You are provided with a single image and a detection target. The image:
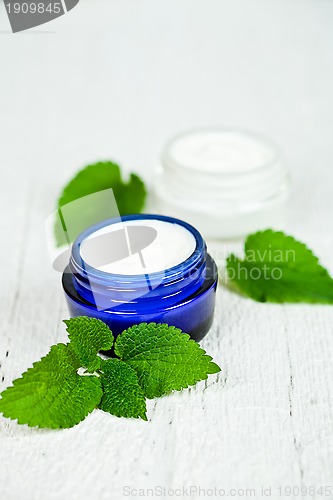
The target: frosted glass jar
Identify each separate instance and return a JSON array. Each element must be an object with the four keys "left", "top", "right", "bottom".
[{"left": 154, "top": 128, "right": 291, "bottom": 240}]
